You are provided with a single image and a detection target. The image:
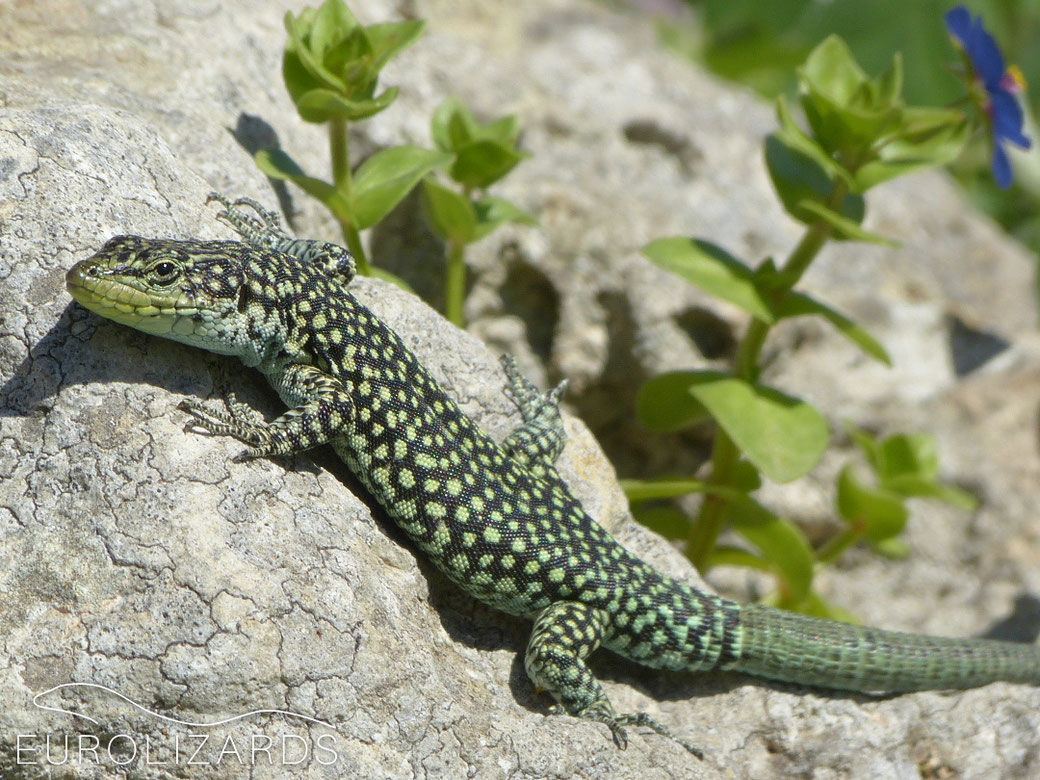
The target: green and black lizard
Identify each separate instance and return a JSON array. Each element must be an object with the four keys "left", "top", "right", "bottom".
[{"left": 66, "top": 194, "right": 1040, "bottom": 756}]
